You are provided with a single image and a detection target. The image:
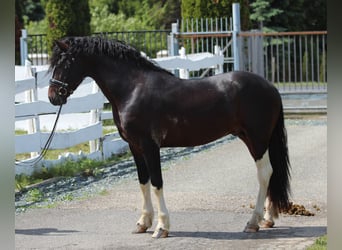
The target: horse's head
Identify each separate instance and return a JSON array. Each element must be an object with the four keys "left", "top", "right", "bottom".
[{"left": 48, "top": 39, "right": 84, "bottom": 105}]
